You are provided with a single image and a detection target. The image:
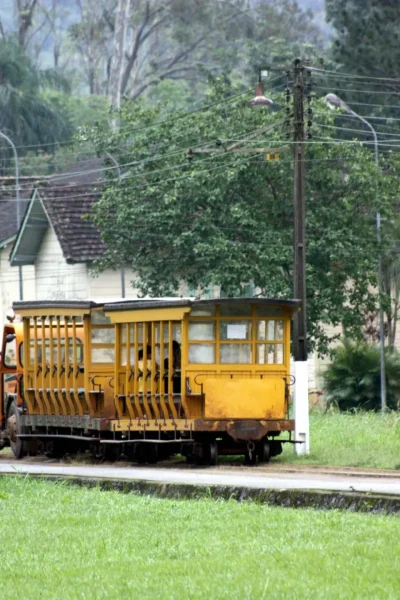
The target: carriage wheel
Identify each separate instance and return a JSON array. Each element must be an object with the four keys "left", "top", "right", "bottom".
[
  {"left": 7, "top": 402, "right": 26, "bottom": 459},
  {"left": 258, "top": 439, "right": 271, "bottom": 464},
  {"left": 46, "top": 438, "right": 65, "bottom": 459},
  {"left": 204, "top": 440, "right": 218, "bottom": 466},
  {"left": 134, "top": 443, "right": 158, "bottom": 464},
  {"left": 146, "top": 444, "right": 159, "bottom": 464}
]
